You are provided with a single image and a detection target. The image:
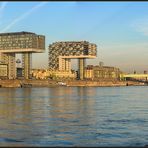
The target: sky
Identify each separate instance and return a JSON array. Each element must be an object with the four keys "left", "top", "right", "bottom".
[{"left": 0, "top": 1, "right": 148, "bottom": 73}]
